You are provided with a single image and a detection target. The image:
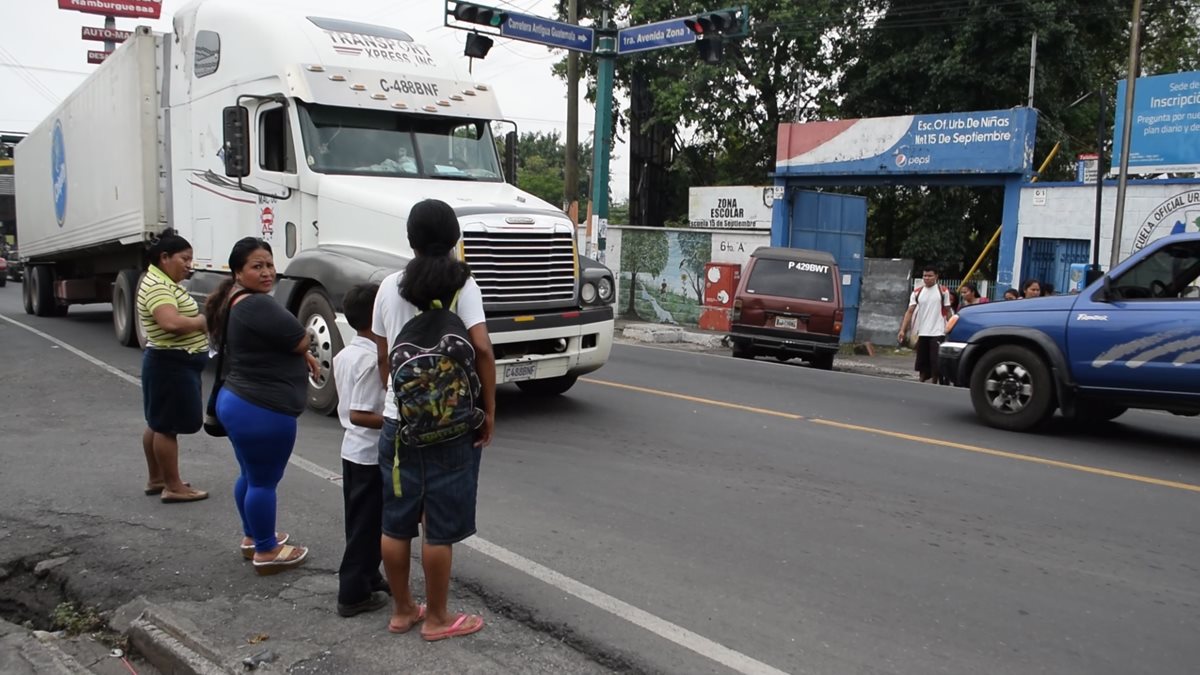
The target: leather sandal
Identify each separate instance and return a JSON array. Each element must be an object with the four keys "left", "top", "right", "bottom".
[
  {"left": 252, "top": 545, "right": 308, "bottom": 576},
  {"left": 160, "top": 489, "right": 209, "bottom": 503}
]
